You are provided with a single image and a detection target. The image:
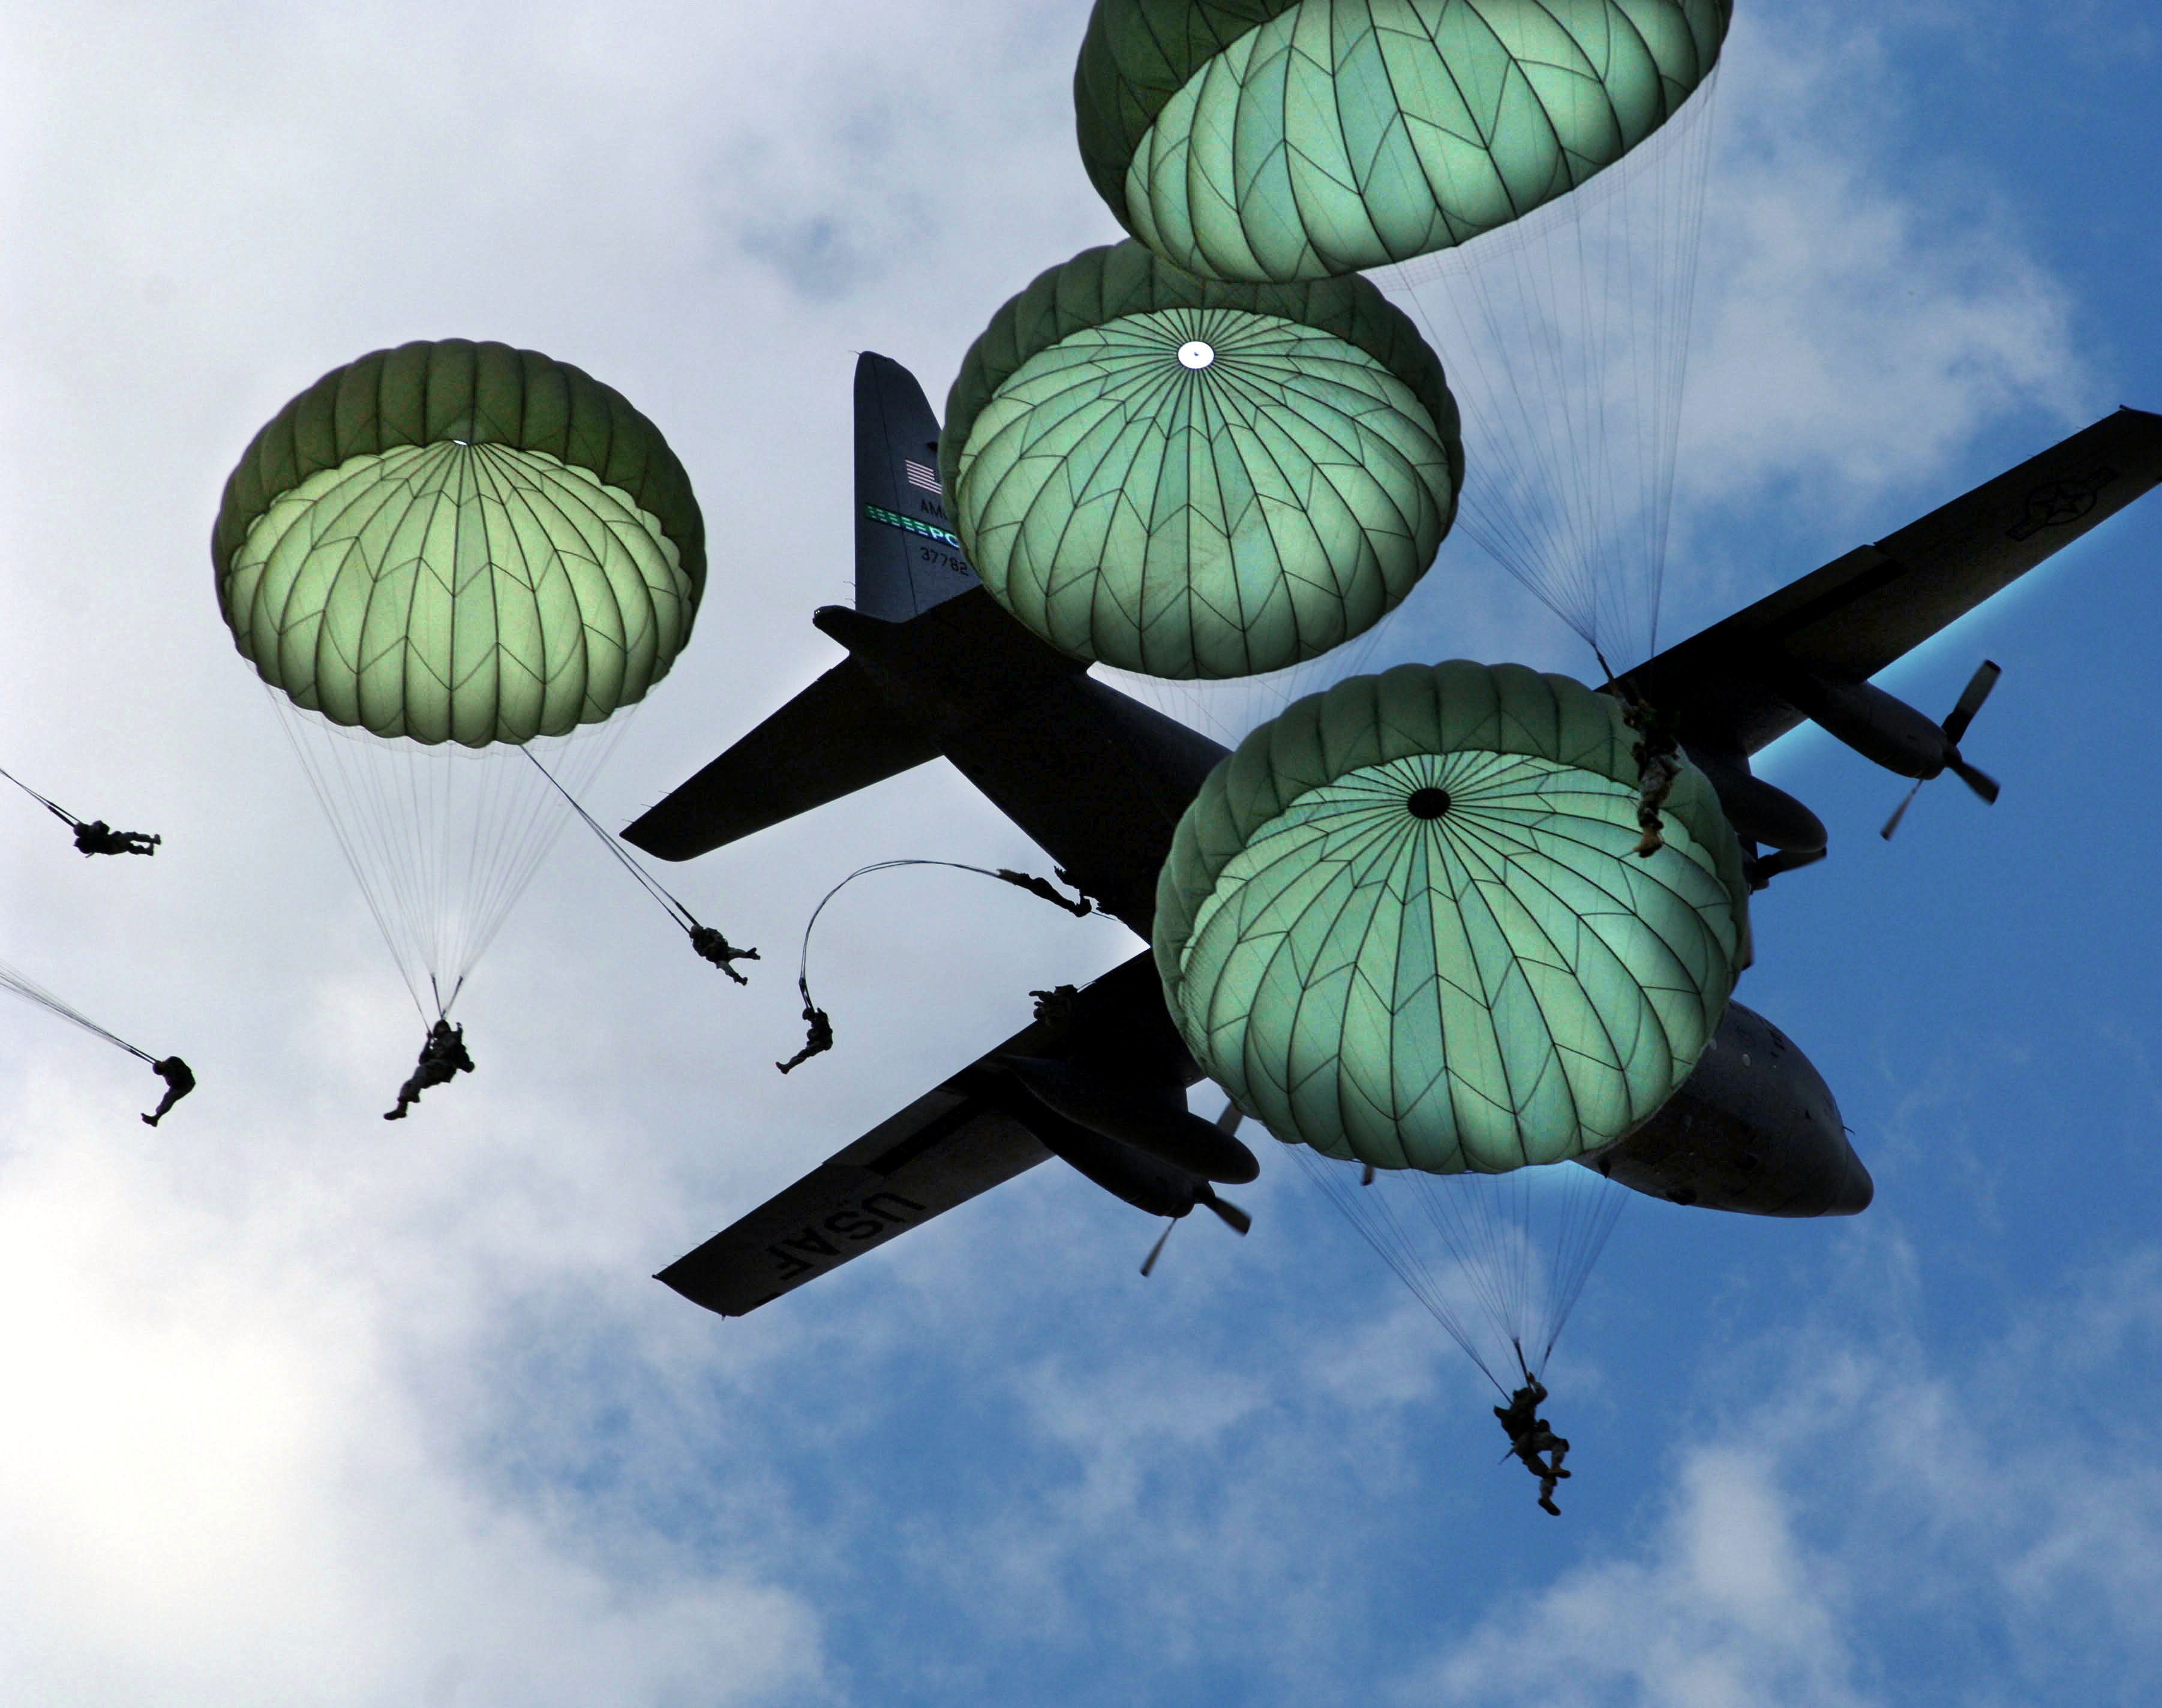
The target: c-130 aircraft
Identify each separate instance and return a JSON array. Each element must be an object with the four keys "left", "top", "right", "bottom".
[{"left": 624, "top": 354, "right": 2162, "bottom": 1320}]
